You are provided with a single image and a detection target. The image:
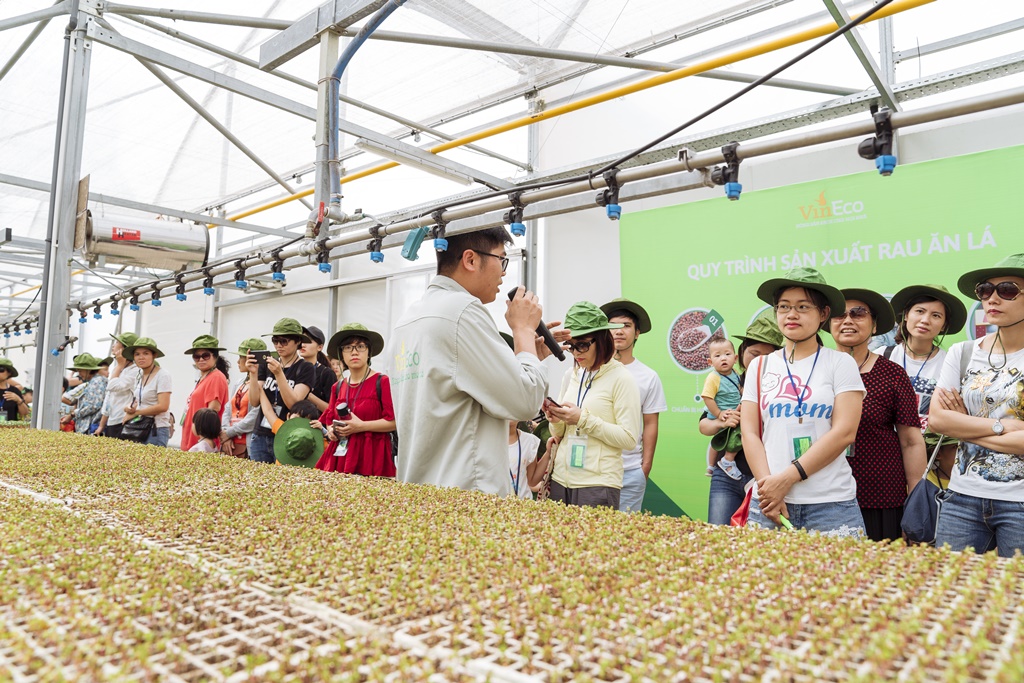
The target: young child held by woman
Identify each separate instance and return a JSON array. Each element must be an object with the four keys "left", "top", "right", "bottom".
[{"left": 701, "top": 338, "right": 744, "bottom": 480}]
